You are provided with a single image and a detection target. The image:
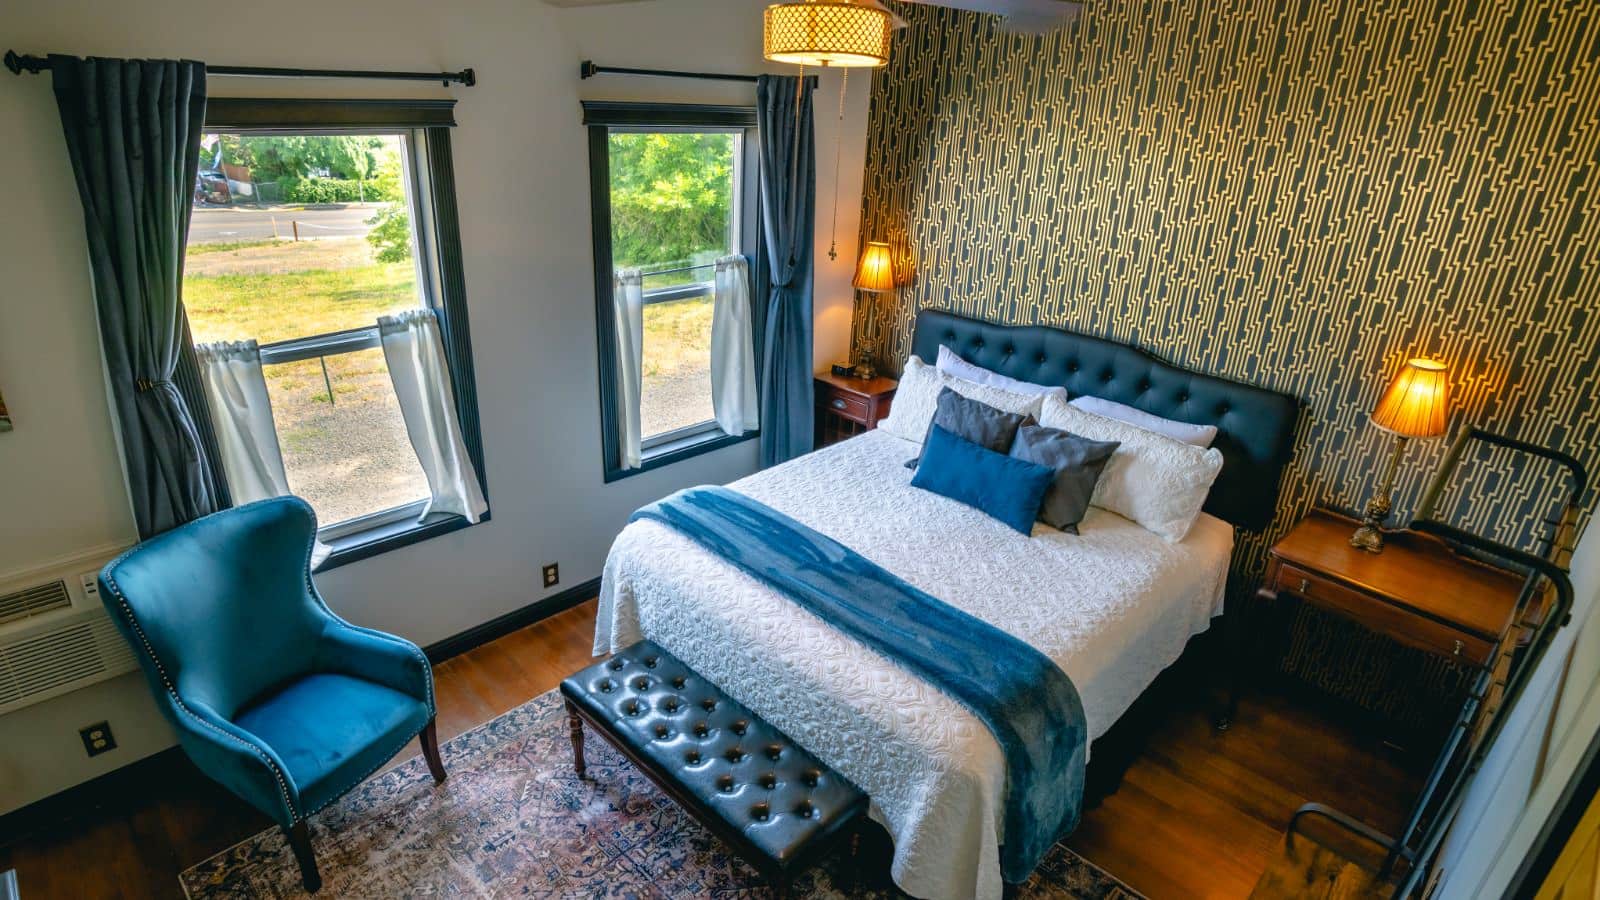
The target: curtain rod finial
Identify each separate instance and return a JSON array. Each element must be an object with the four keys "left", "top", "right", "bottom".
[
  {"left": 5, "top": 50, "right": 48, "bottom": 75},
  {"left": 456, "top": 68, "right": 476, "bottom": 87},
  {"left": 580, "top": 60, "right": 598, "bottom": 79}
]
